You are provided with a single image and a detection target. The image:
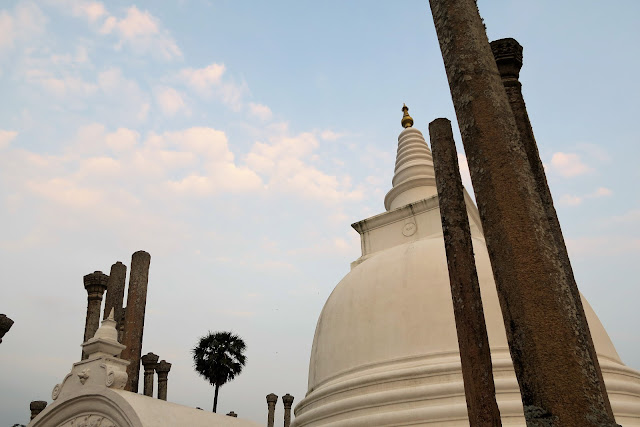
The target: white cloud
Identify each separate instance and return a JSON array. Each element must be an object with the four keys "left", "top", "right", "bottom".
[
  {"left": 0, "top": 2, "right": 47, "bottom": 51},
  {"left": 47, "top": 0, "right": 106, "bottom": 22},
  {"left": 248, "top": 103, "right": 273, "bottom": 121},
  {"left": 99, "top": 6, "right": 181, "bottom": 60},
  {"left": 560, "top": 194, "right": 583, "bottom": 206},
  {"left": 245, "top": 131, "right": 362, "bottom": 204},
  {"left": 73, "top": 1, "right": 106, "bottom": 22},
  {"left": 320, "top": 130, "right": 345, "bottom": 141},
  {"left": 96, "top": 68, "right": 150, "bottom": 122},
  {"left": 25, "top": 177, "right": 102, "bottom": 208},
  {"left": 156, "top": 127, "right": 263, "bottom": 195},
  {"left": 180, "top": 63, "right": 226, "bottom": 91},
  {"left": 0, "top": 10, "right": 14, "bottom": 50},
  {"left": 155, "top": 86, "right": 187, "bottom": 116},
  {"left": 0, "top": 130, "right": 18, "bottom": 149},
  {"left": 219, "top": 81, "right": 249, "bottom": 111},
  {"left": 592, "top": 187, "right": 612, "bottom": 197},
  {"left": 105, "top": 128, "right": 139, "bottom": 152},
  {"left": 180, "top": 62, "right": 248, "bottom": 111},
  {"left": 550, "top": 152, "right": 592, "bottom": 177},
  {"left": 559, "top": 186, "right": 612, "bottom": 206},
  {"left": 26, "top": 69, "right": 98, "bottom": 97}
]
